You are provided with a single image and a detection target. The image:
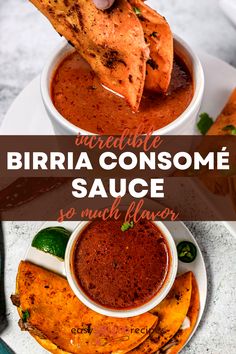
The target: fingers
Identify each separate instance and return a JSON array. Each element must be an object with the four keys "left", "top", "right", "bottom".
[{"left": 93, "top": 0, "right": 116, "bottom": 10}]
